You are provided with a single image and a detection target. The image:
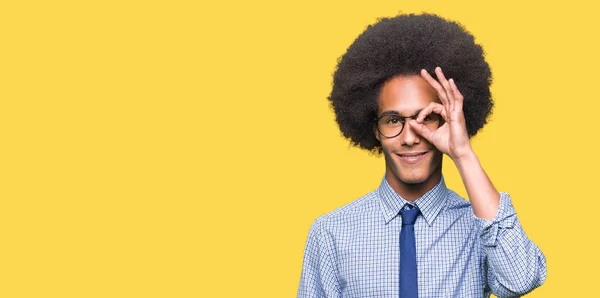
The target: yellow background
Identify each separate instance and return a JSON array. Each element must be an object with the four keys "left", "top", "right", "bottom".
[{"left": 1, "top": 0, "right": 598, "bottom": 297}]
